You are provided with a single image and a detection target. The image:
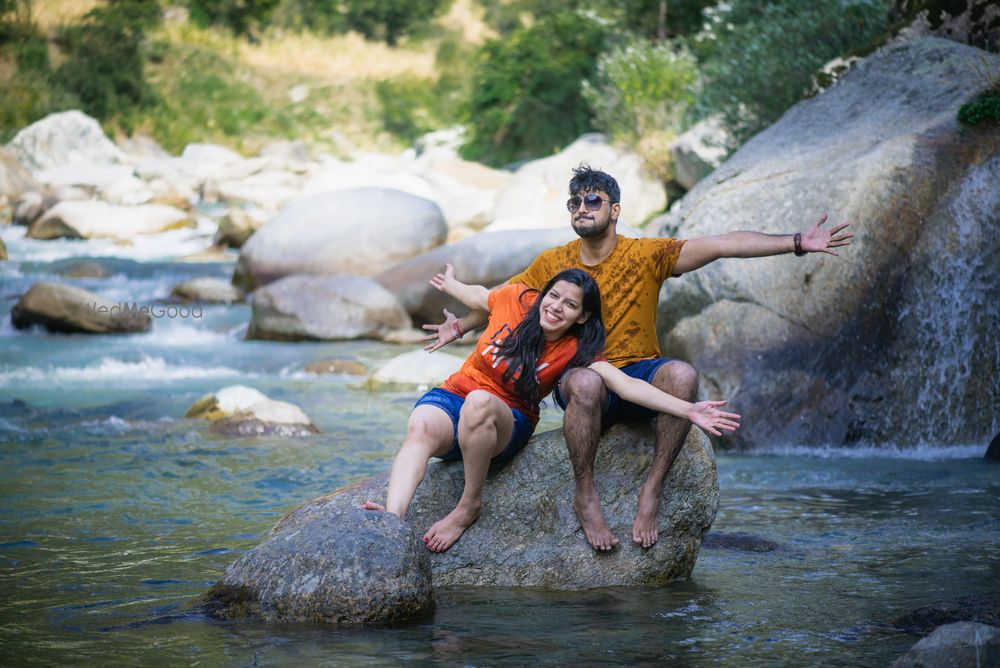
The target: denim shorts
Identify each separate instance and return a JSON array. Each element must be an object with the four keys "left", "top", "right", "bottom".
[
  {"left": 553, "top": 358, "right": 673, "bottom": 428},
  {"left": 413, "top": 387, "right": 535, "bottom": 463}
]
